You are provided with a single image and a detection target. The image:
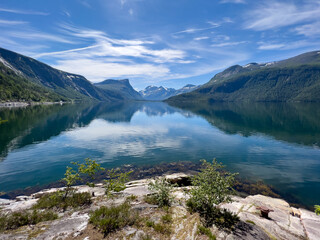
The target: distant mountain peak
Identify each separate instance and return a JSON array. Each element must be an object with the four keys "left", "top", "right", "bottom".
[{"left": 139, "top": 84, "right": 200, "bottom": 100}]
